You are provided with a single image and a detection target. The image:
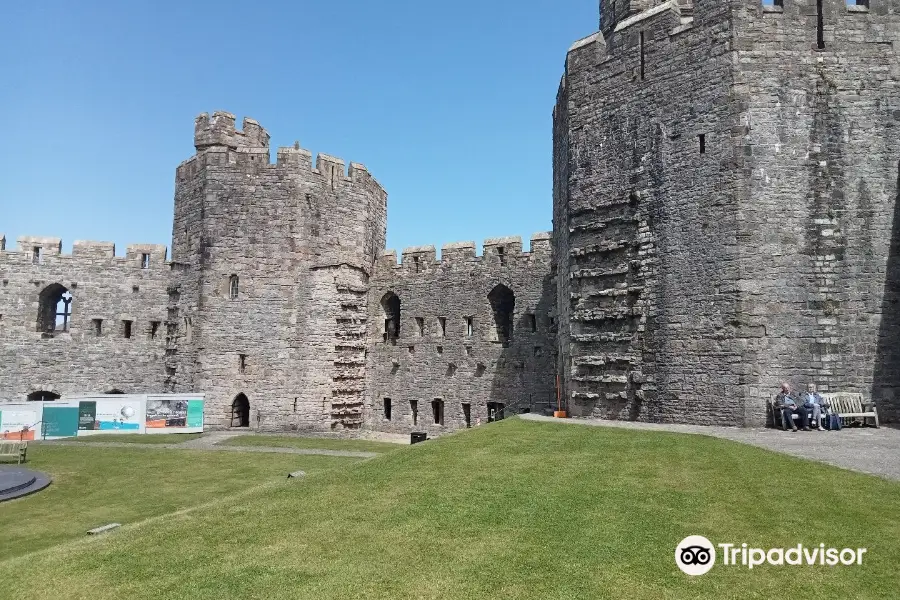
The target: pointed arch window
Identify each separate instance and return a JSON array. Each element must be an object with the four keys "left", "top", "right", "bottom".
[{"left": 229, "top": 275, "right": 239, "bottom": 300}]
